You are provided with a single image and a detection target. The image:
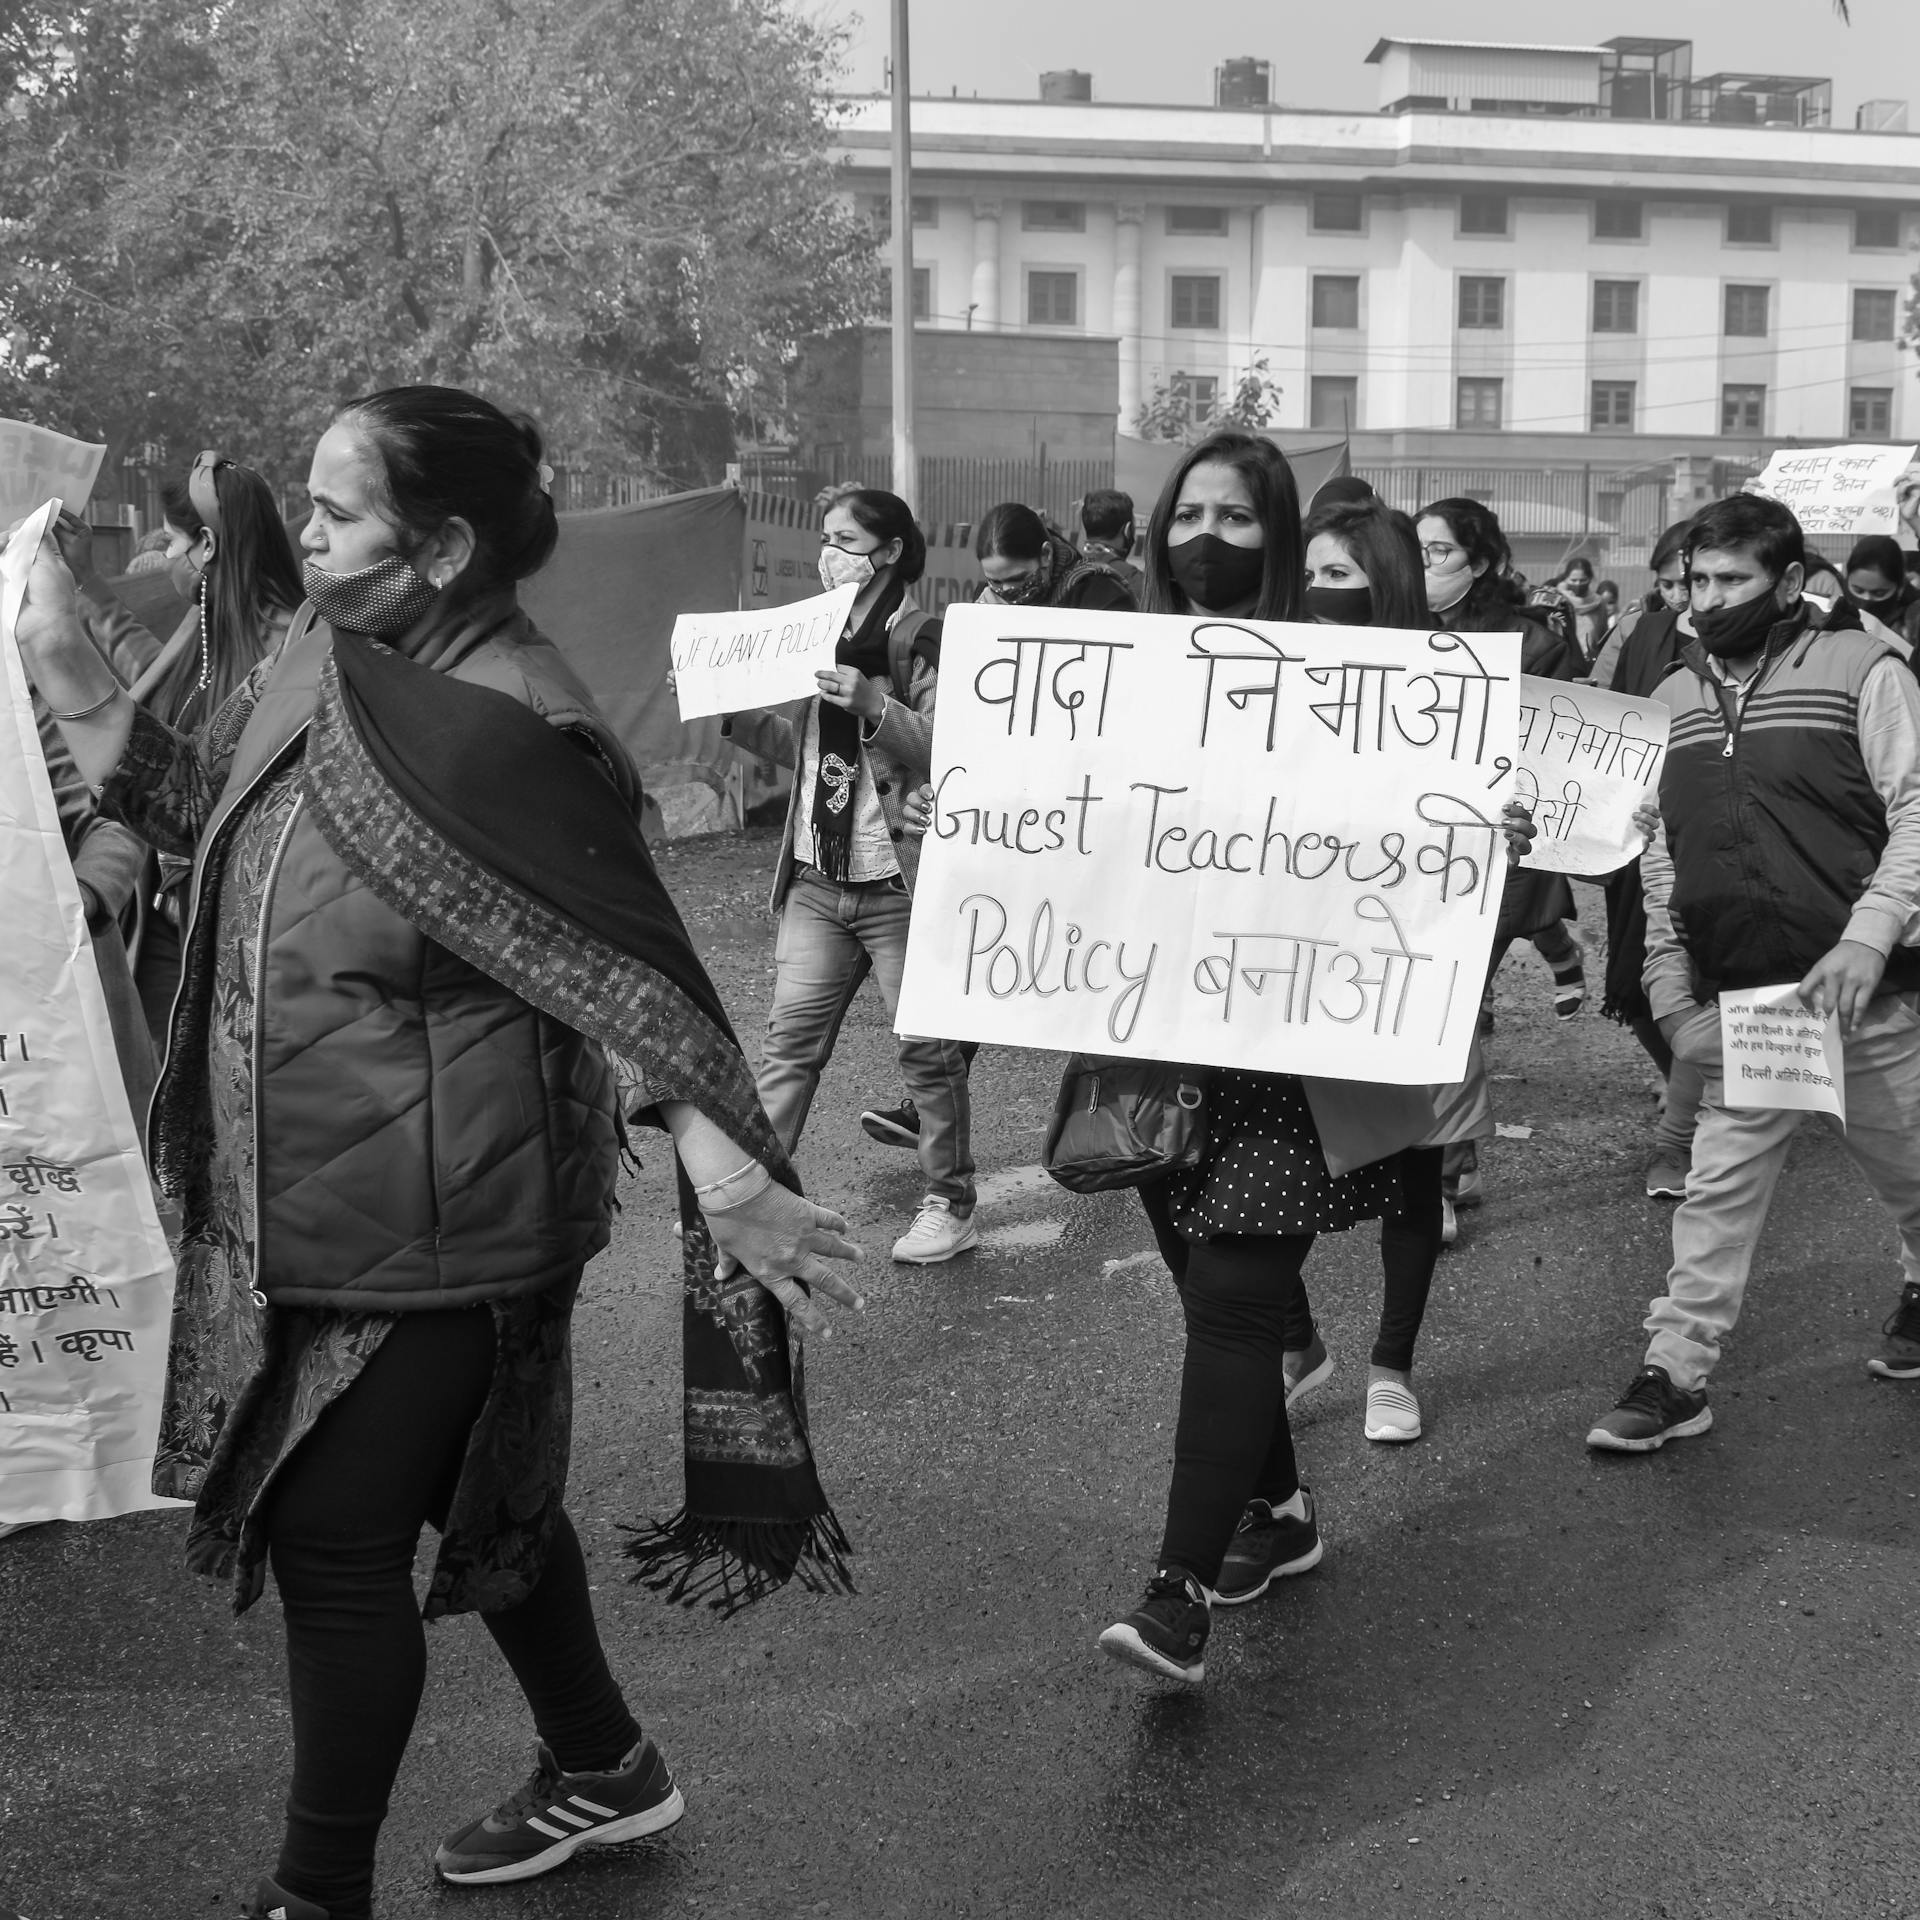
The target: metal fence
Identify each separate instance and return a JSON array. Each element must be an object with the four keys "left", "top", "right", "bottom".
[{"left": 739, "top": 450, "right": 1115, "bottom": 533}]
